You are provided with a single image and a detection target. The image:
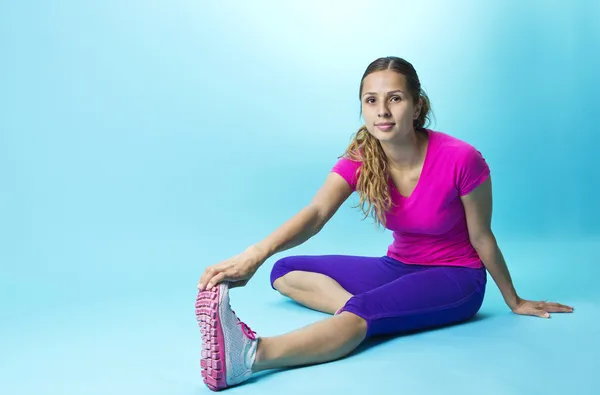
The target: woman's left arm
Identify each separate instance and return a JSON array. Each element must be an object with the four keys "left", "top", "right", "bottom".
[{"left": 461, "top": 176, "right": 574, "bottom": 318}]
